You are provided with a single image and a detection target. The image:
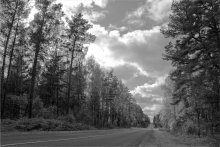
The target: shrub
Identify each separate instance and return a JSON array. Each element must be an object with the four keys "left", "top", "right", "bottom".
[
  {"left": 15, "top": 118, "right": 46, "bottom": 131},
  {"left": 1, "top": 119, "right": 17, "bottom": 132},
  {"left": 57, "top": 114, "right": 75, "bottom": 123},
  {"left": 41, "top": 119, "right": 62, "bottom": 131},
  {"left": 1, "top": 117, "right": 94, "bottom": 132},
  {"left": 32, "top": 97, "right": 44, "bottom": 117},
  {"left": 75, "top": 110, "right": 92, "bottom": 124},
  {"left": 4, "top": 95, "right": 28, "bottom": 119},
  {"left": 42, "top": 106, "right": 57, "bottom": 119},
  {"left": 1, "top": 119, "right": 16, "bottom": 125}
]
